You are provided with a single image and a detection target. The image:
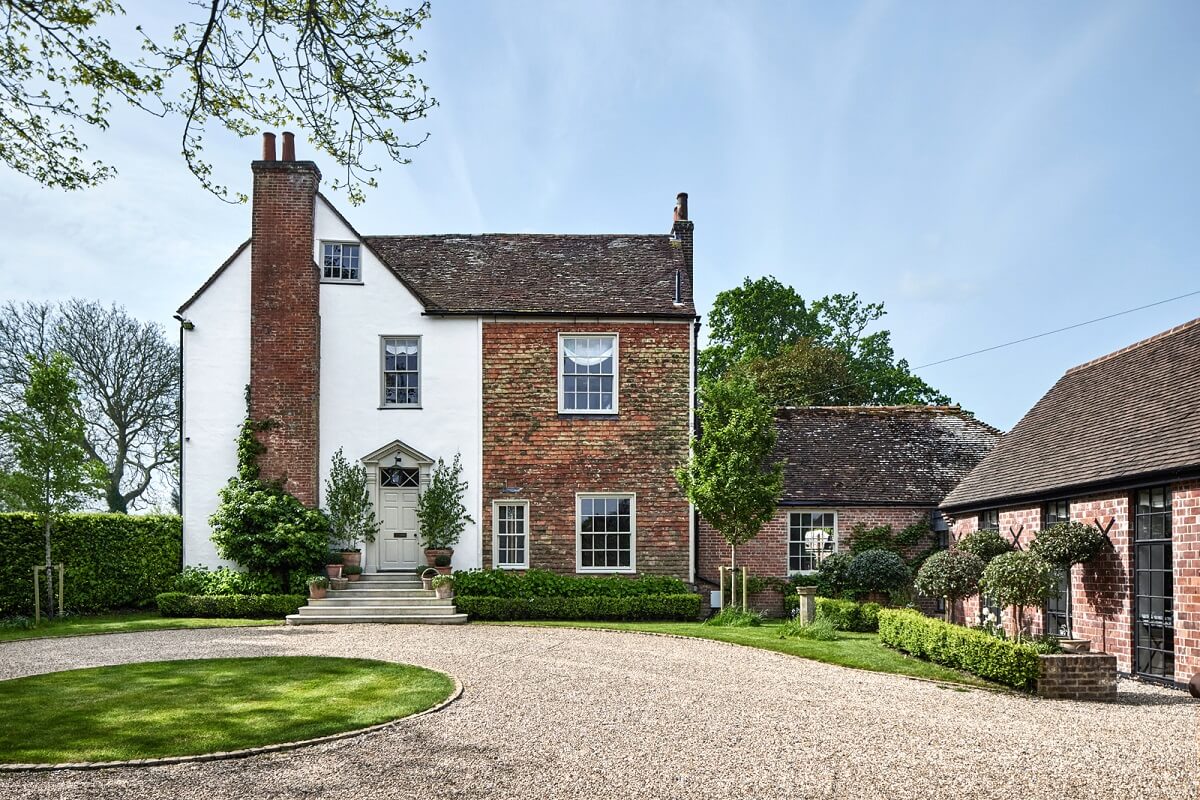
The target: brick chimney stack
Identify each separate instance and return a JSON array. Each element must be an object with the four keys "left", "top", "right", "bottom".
[
  {"left": 671, "top": 191, "right": 694, "bottom": 301},
  {"left": 249, "top": 131, "right": 322, "bottom": 505}
]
